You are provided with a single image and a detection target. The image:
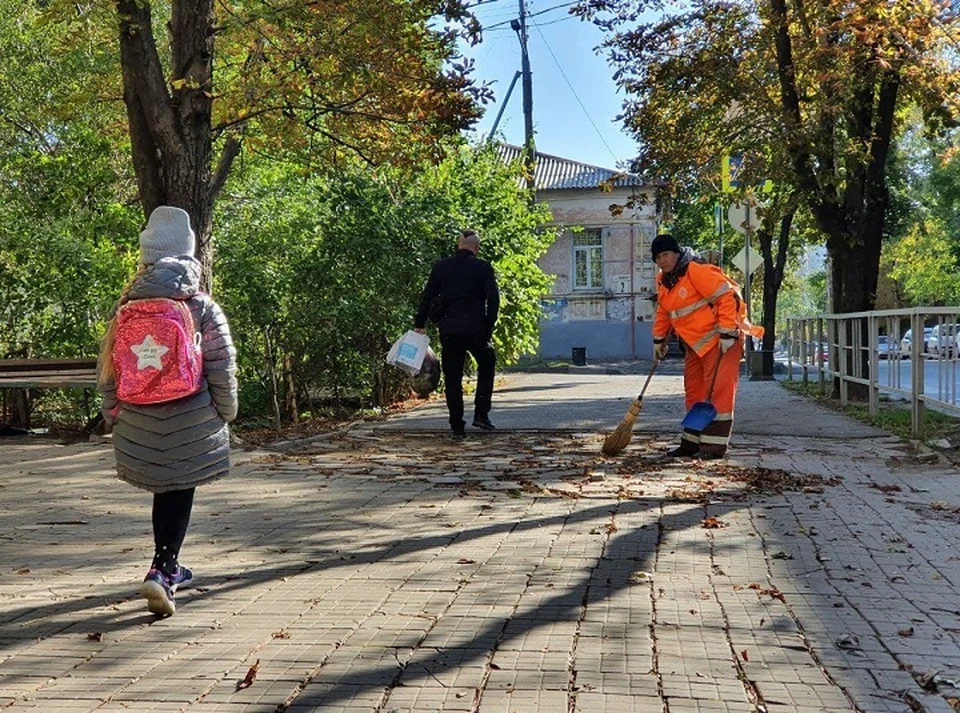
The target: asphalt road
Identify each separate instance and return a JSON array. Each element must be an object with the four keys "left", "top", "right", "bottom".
[
  {"left": 377, "top": 365, "right": 888, "bottom": 440},
  {"left": 778, "top": 354, "right": 960, "bottom": 409}
]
